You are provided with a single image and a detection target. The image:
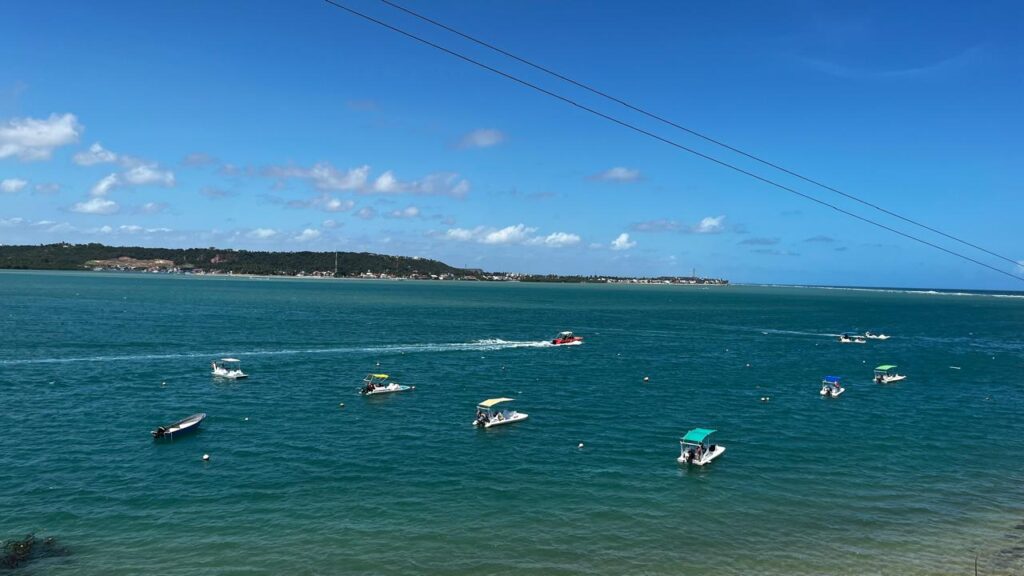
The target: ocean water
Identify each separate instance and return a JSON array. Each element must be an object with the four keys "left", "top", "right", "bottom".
[{"left": 1, "top": 270, "right": 1023, "bottom": 575}]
